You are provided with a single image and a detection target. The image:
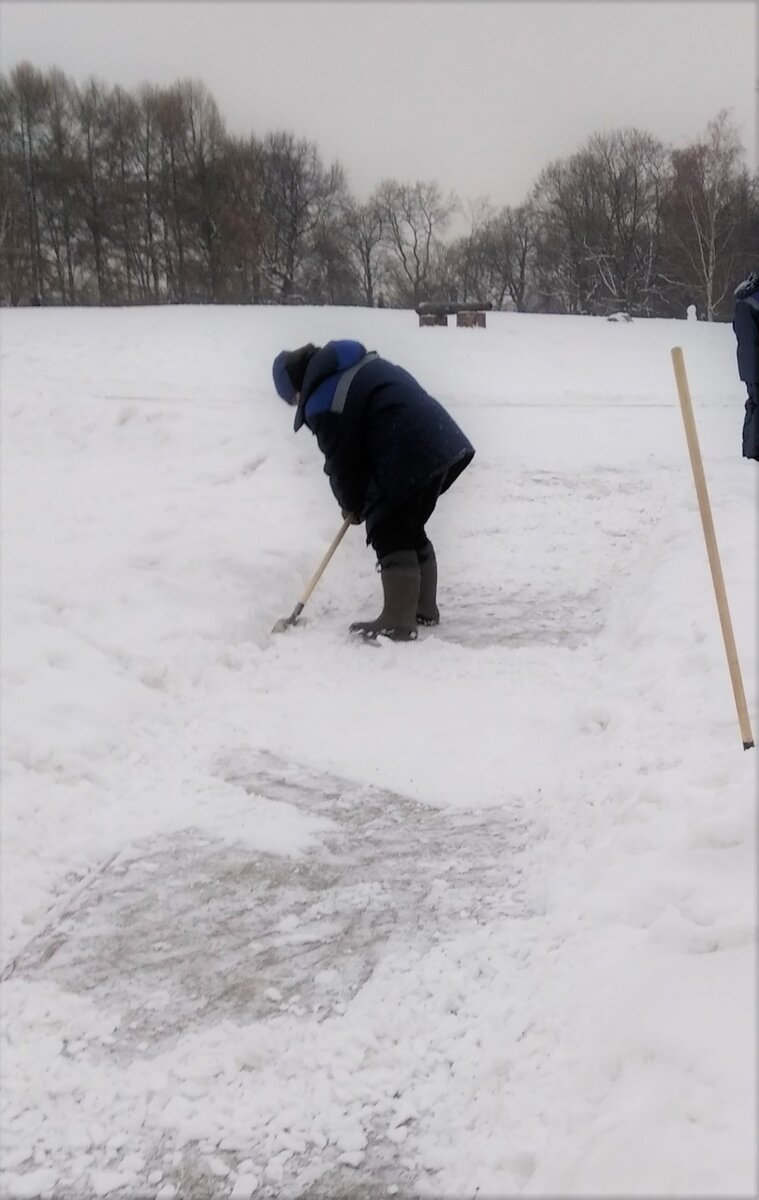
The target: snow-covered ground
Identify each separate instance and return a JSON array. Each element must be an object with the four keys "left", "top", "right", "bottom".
[{"left": 1, "top": 304, "right": 756, "bottom": 1199}]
